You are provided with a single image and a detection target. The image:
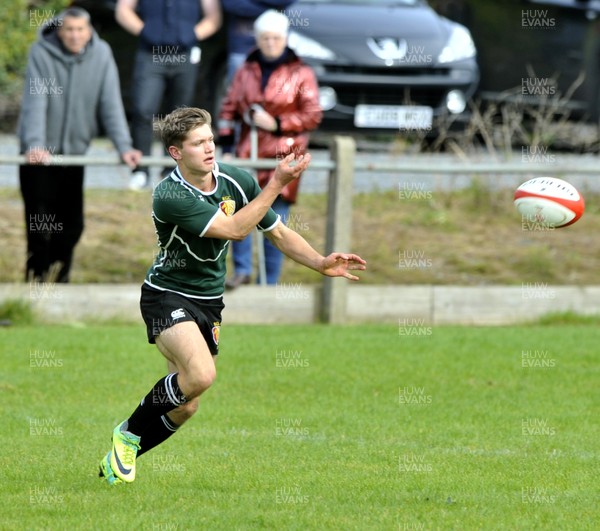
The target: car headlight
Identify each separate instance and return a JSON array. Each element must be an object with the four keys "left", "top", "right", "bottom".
[
  {"left": 319, "top": 87, "right": 337, "bottom": 111},
  {"left": 288, "top": 31, "right": 336, "bottom": 61},
  {"left": 437, "top": 24, "right": 476, "bottom": 64}
]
